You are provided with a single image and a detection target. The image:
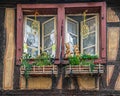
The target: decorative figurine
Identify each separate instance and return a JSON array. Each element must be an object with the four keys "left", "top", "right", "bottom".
[
  {"left": 74, "top": 45, "right": 80, "bottom": 57},
  {"left": 65, "top": 43, "right": 72, "bottom": 58}
]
